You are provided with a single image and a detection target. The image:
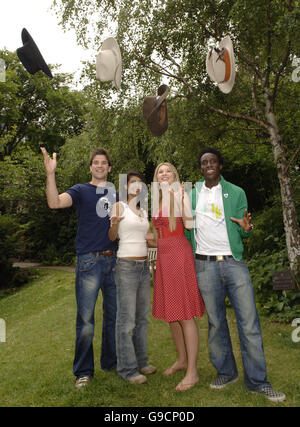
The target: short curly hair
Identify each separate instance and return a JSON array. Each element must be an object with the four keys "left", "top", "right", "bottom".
[{"left": 198, "top": 147, "right": 224, "bottom": 166}]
